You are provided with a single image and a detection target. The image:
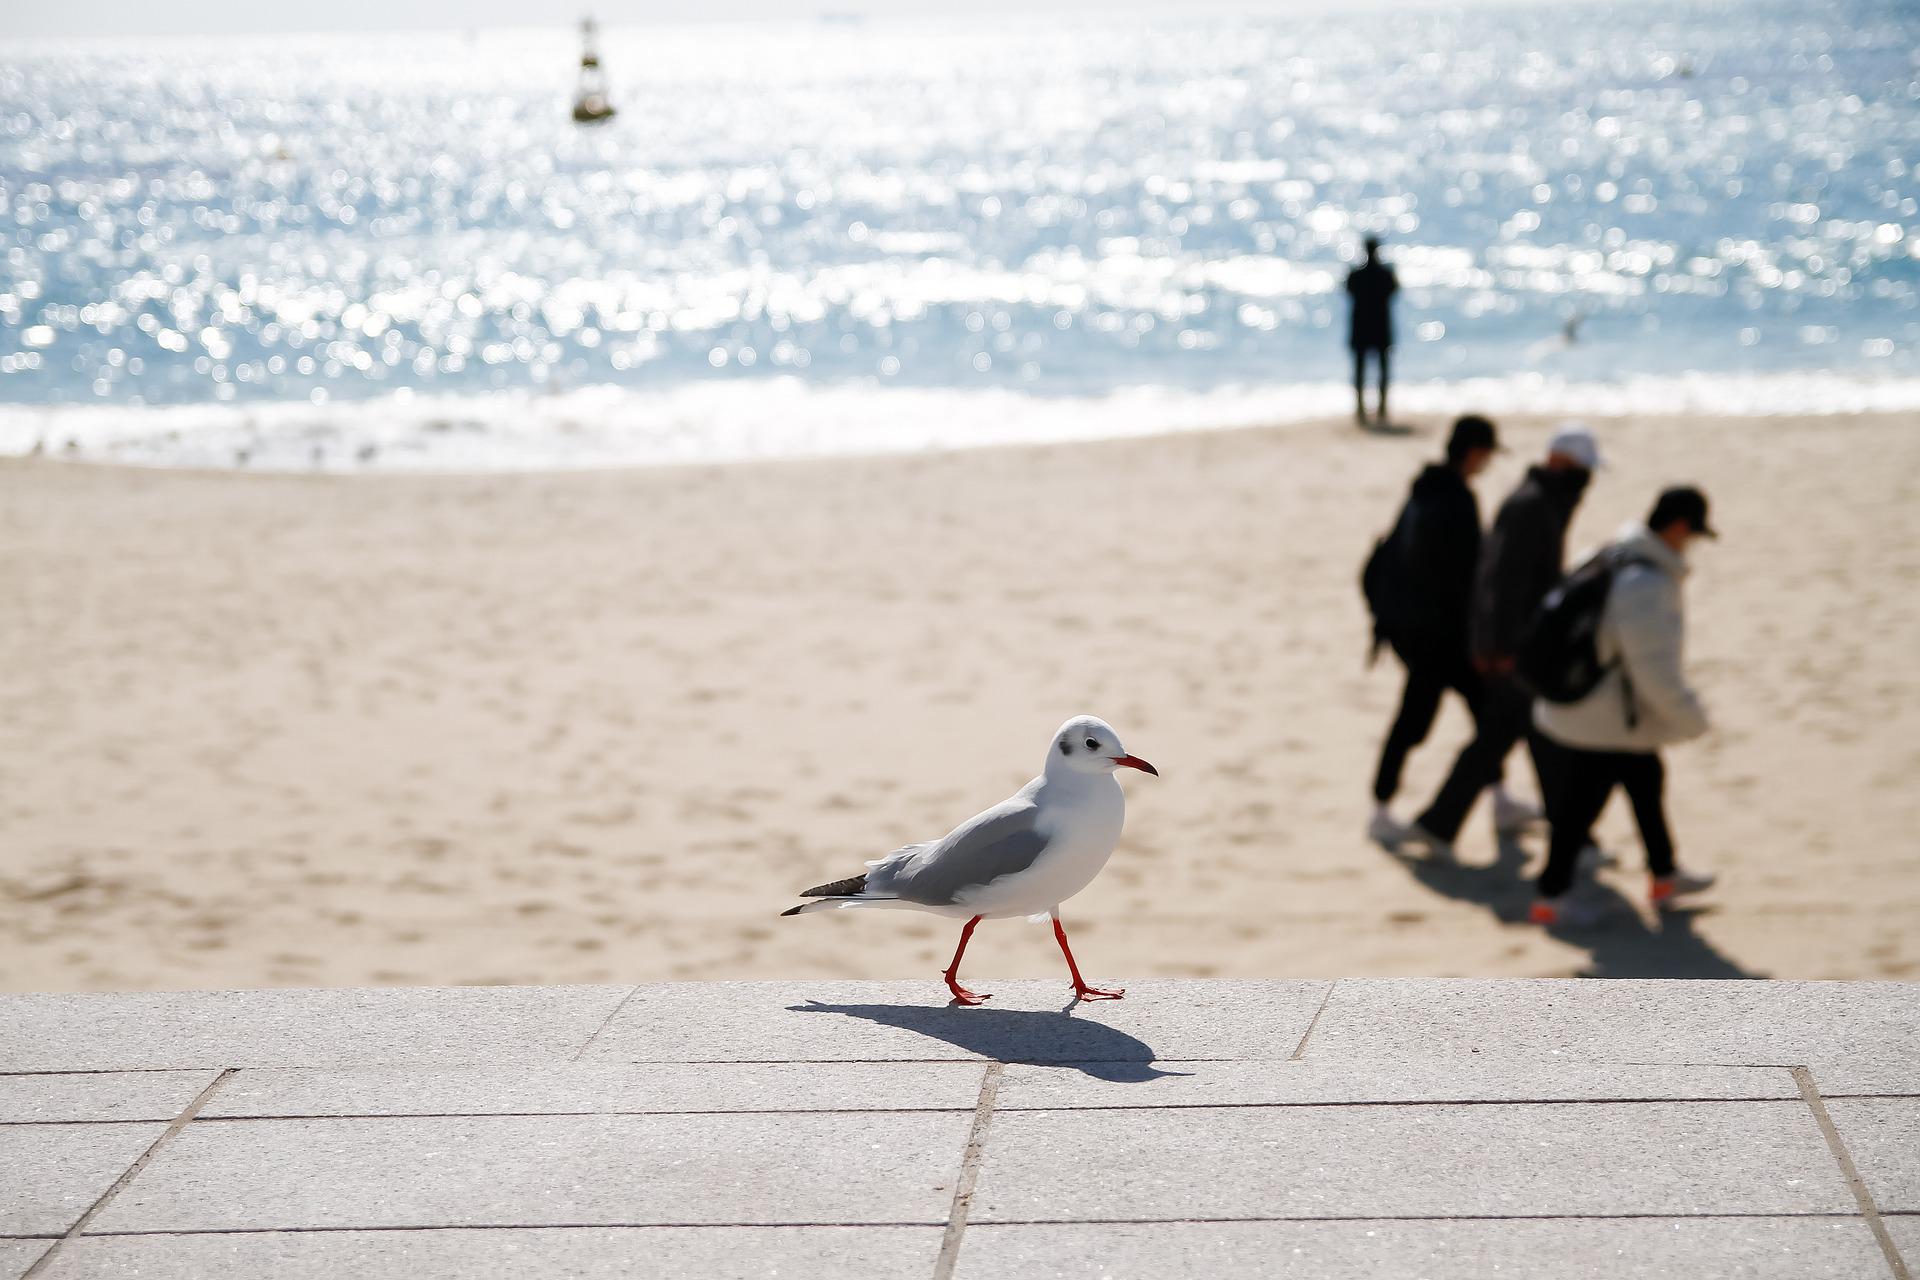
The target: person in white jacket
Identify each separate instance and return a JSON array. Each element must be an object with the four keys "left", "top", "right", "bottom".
[{"left": 1529, "top": 487, "right": 1719, "bottom": 925}]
